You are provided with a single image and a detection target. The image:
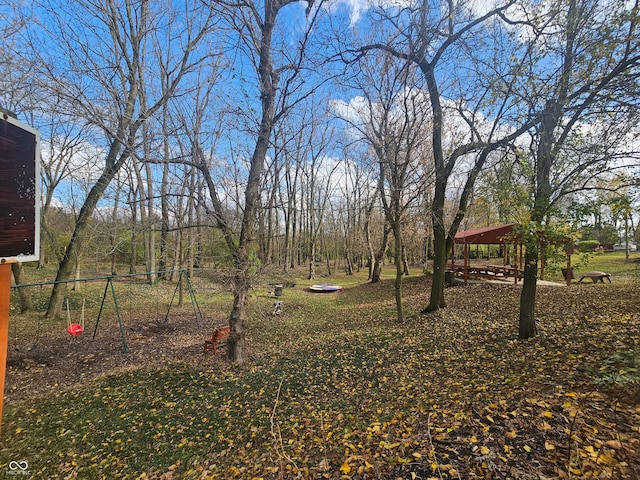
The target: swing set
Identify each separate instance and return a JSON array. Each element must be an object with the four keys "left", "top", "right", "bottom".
[{"left": 13, "top": 270, "right": 203, "bottom": 352}]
